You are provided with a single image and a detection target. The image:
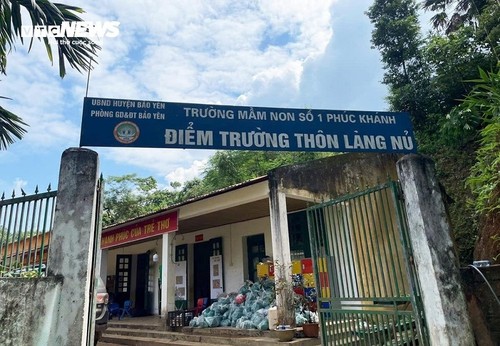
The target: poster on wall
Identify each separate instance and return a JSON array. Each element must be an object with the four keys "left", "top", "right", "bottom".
[
  {"left": 175, "top": 261, "right": 187, "bottom": 301},
  {"left": 210, "top": 255, "right": 224, "bottom": 299}
]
